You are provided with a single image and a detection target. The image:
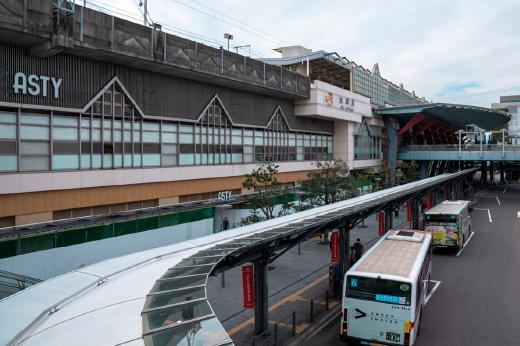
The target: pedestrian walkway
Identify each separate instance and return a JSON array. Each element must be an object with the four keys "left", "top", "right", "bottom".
[{"left": 206, "top": 208, "right": 414, "bottom": 346}]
